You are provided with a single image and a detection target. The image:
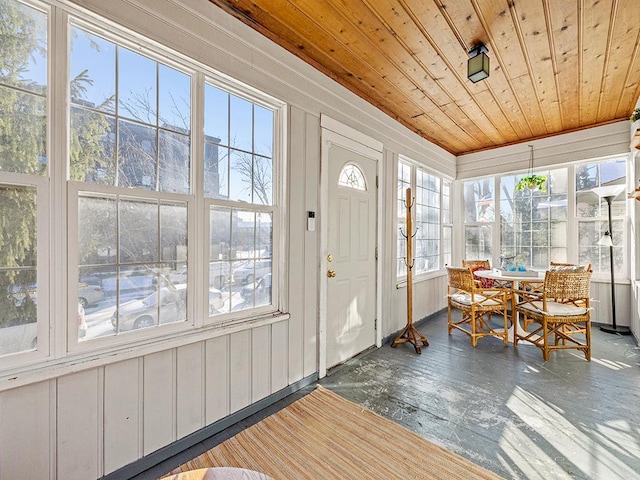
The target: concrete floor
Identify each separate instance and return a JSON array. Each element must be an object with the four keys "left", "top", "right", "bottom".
[{"left": 140, "top": 311, "right": 640, "bottom": 480}]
